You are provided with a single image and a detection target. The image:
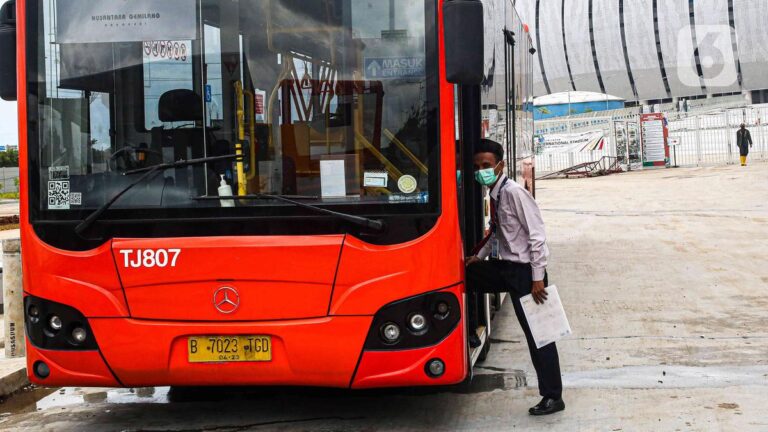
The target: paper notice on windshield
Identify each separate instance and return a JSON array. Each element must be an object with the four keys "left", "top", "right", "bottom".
[
  {"left": 364, "top": 171, "right": 388, "bottom": 188},
  {"left": 56, "top": 0, "right": 197, "bottom": 44},
  {"left": 520, "top": 285, "right": 572, "bottom": 349},
  {"left": 320, "top": 159, "right": 346, "bottom": 198}
]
